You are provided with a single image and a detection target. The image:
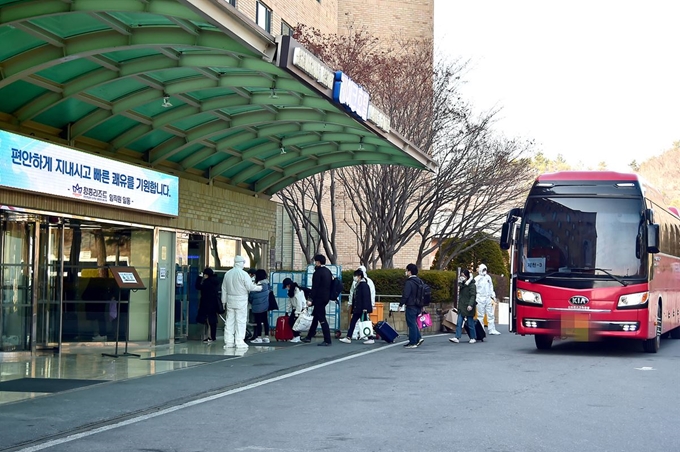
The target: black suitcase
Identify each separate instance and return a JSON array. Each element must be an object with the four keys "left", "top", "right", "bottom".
[{"left": 463, "top": 319, "right": 486, "bottom": 341}]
